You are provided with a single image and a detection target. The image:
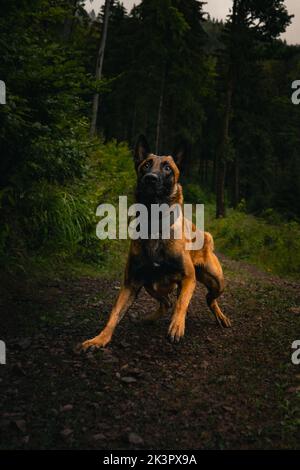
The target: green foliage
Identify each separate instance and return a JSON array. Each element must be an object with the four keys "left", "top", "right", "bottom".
[
  {"left": 183, "top": 183, "right": 215, "bottom": 204},
  {"left": 66, "top": 140, "right": 135, "bottom": 275},
  {"left": 0, "top": 140, "right": 135, "bottom": 275},
  {"left": 0, "top": 0, "right": 299, "bottom": 280},
  {"left": 23, "top": 119, "right": 90, "bottom": 183},
  {"left": 21, "top": 183, "right": 90, "bottom": 249},
  {"left": 206, "top": 207, "right": 300, "bottom": 277},
  {"left": 102, "top": 0, "right": 213, "bottom": 151}
]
